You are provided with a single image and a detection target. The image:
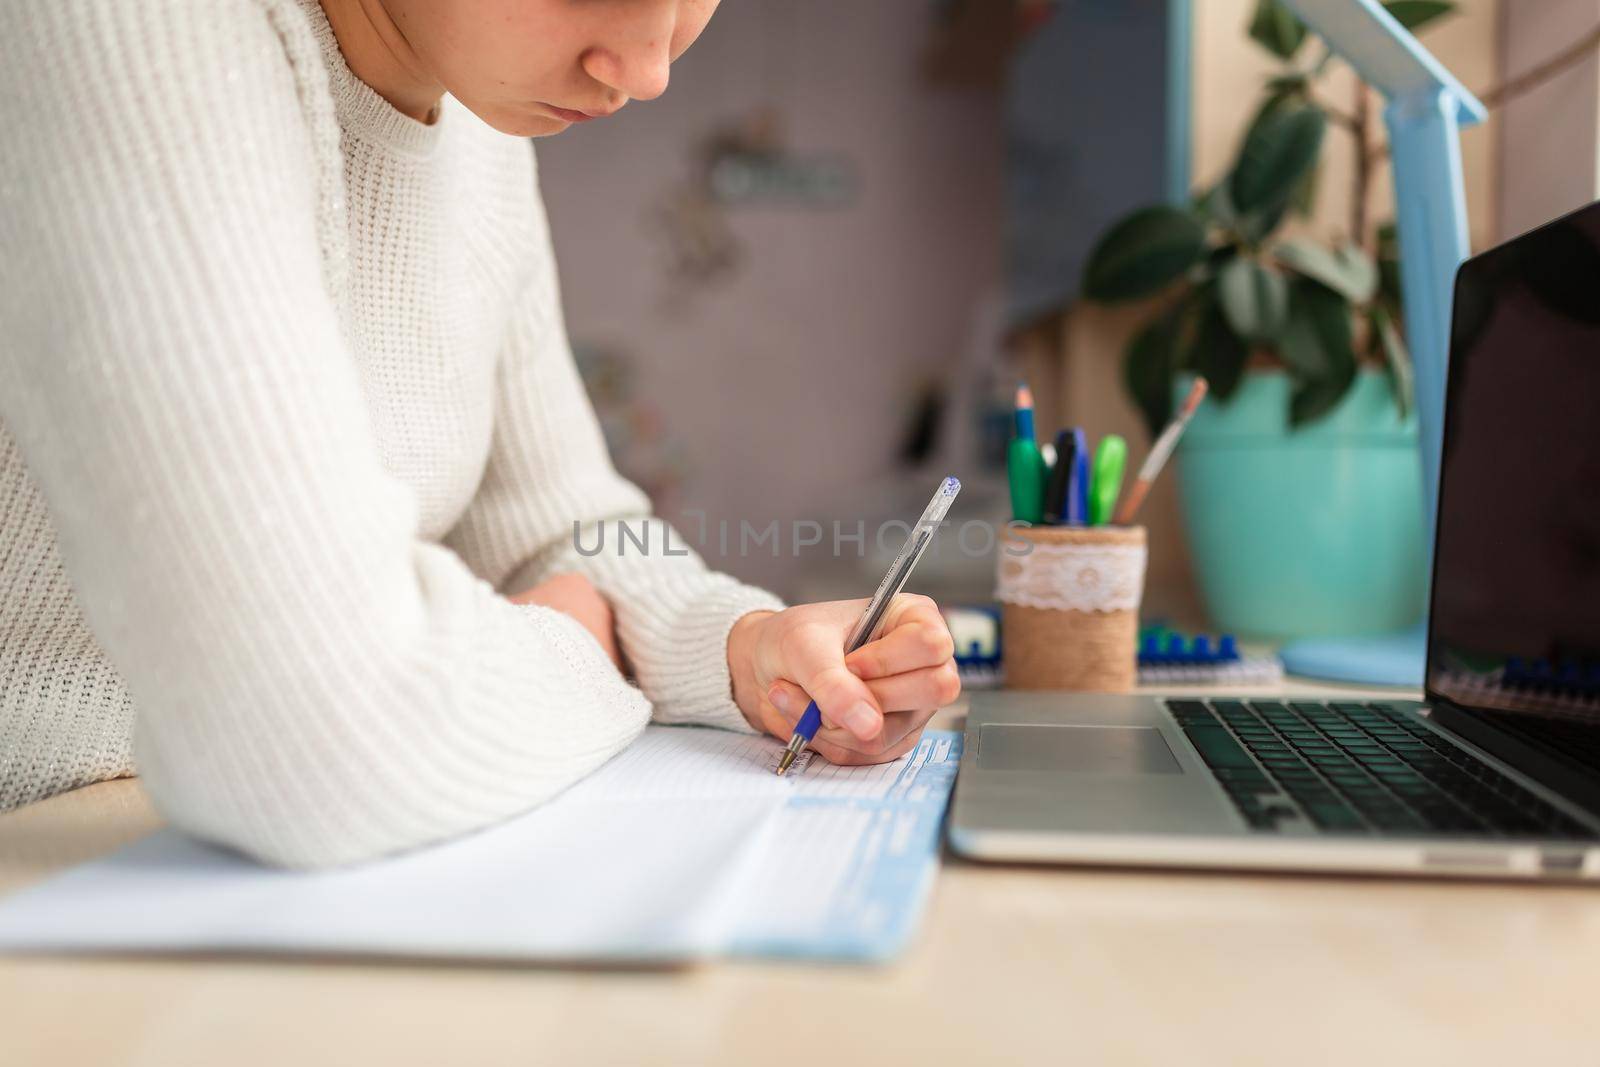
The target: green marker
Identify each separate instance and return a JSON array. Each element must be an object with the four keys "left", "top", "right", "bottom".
[
  {"left": 1089, "top": 434, "right": 1127, "bottom": 526},
  {"left": 1007, "top": 384, "right": 1046, "bottom": 523}
]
